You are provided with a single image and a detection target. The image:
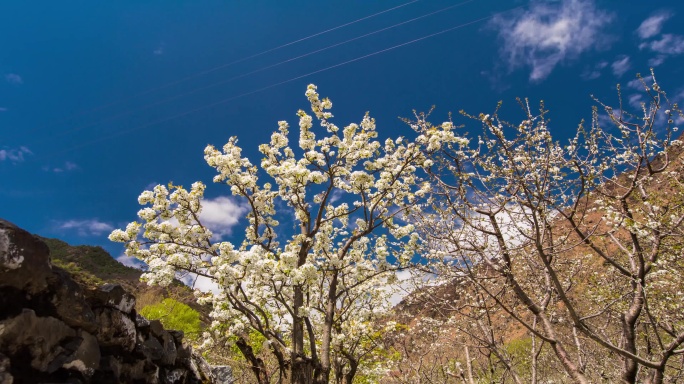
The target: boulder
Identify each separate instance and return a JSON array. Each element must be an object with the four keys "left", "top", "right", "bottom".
[
  {"left": 0, "top": 309, "right": 76, "bottom": 373},
  {"left": 163, "top": 368, "right": 187, "bottom": 384},
  {"left": 212, "top": 365, "right": 234, "bottom": 384},
  {"left": 48, "top": 268, "right": 98, "bottom": 333},
  {"left": 88, "top": 284, "right": 136, "bottom": 314},
  {"left": 0, "top": 353, "right": 13, "bottom": 384},
  {"left": 94, "top": 308, "right": 137, "bottom": 352},
  {"left": 62, "top": 330, "right": 100, "bottom": 378},
  {"left": 138, "top": 335, "right": 165, "bottom": 361},
  {"left": 158, "top": 331, "right": 178, "bottom": 366},
  {"left": 0, "top": 219, "right": 52, "bottom": 295}
]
